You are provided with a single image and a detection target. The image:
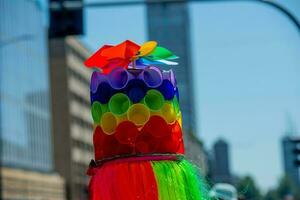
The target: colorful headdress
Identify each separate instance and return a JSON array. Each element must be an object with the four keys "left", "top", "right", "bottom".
[{"left": 85, "top": 40, "right": 209, "bottom": 200}]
